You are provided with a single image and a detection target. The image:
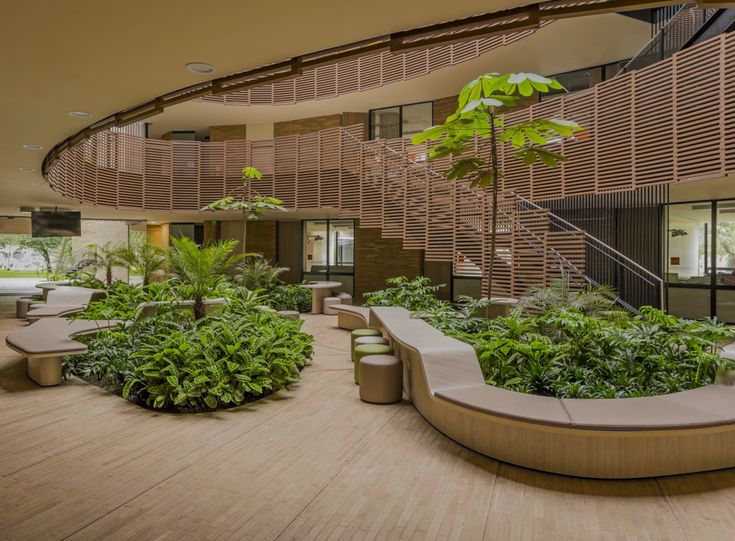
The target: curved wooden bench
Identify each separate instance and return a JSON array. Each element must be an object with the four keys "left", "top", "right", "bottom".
[
  {"left": 6, "top": 318, "right": 122, "bottom": 386},
  {"left": 26, "top": 287, "right": 106, "bottom": 321},
  {"left": 368, "top": 307, "right": 735, "bottom": 479},
  {"left": 331, "top": 305, "right": 370, "bottom": 330}
]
